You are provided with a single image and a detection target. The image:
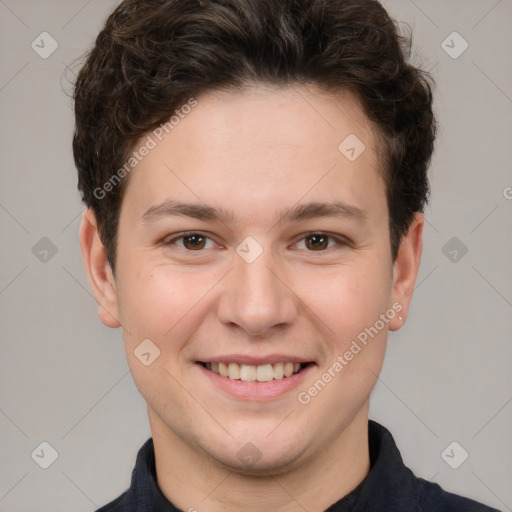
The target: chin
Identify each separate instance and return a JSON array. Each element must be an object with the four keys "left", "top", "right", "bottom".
[{"left": 204, "top": 437, "right": 309, "bottom": 477}]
